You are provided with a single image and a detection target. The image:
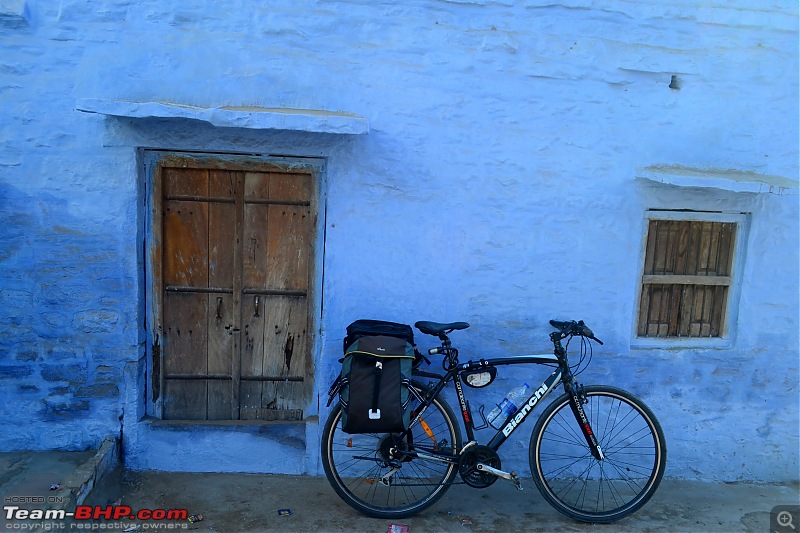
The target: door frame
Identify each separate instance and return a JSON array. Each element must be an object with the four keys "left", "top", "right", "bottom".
[{"left": 141, "top": 150, "right": 327, "bottom": 420}]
